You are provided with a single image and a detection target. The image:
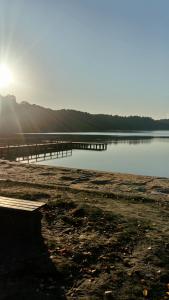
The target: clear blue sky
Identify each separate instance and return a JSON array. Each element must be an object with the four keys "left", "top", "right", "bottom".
[{"left": 0, "top": 0, "right": 169, "bottom": 118}]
